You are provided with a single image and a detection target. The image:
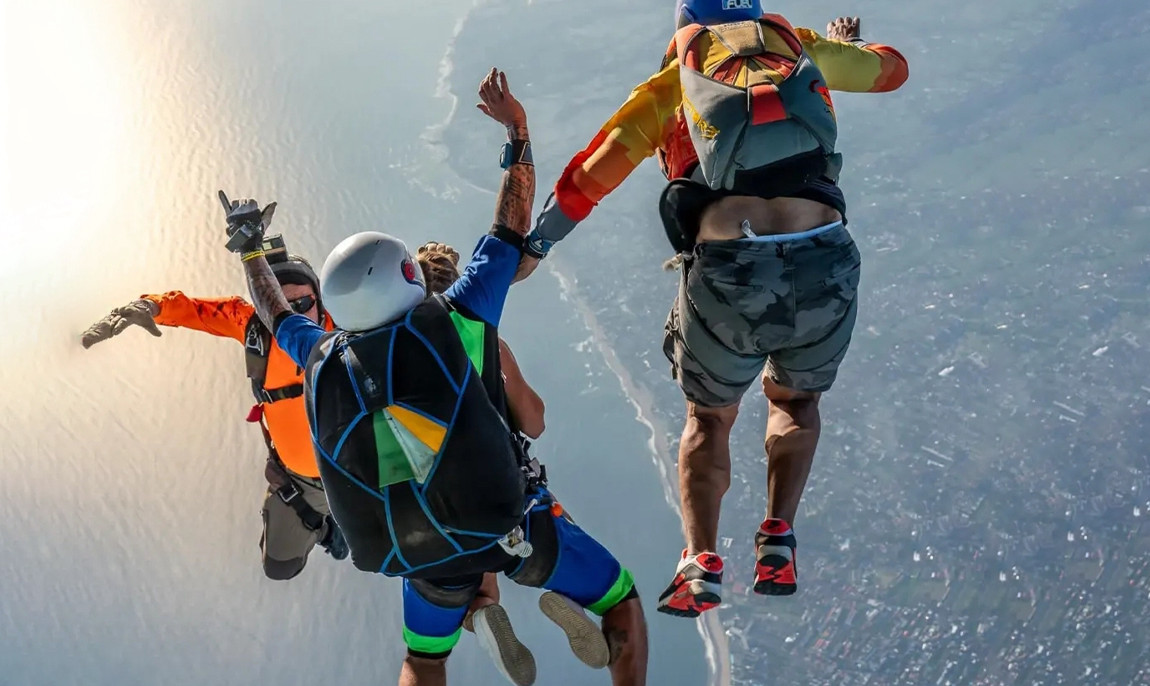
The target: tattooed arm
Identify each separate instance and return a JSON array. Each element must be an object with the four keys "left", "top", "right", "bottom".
[
  {"left": 243, "top": 254, "right": 325, "bottom": 369},
  {"left": 442, "top": 69, "right": 535, "bottom": 328},
  {"left": 242, "top": 256, "right": 292, "bottom": 331},
  {"left": 494, "top": 120, "right": 535, "bottom": 236}
]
